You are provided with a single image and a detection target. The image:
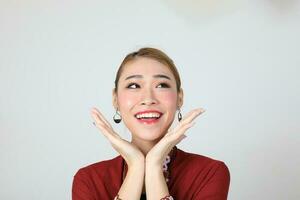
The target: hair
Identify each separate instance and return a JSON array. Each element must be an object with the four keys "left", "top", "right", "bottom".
[{"left": 114, "top": 47, "right": 181, "bottom": 92}]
